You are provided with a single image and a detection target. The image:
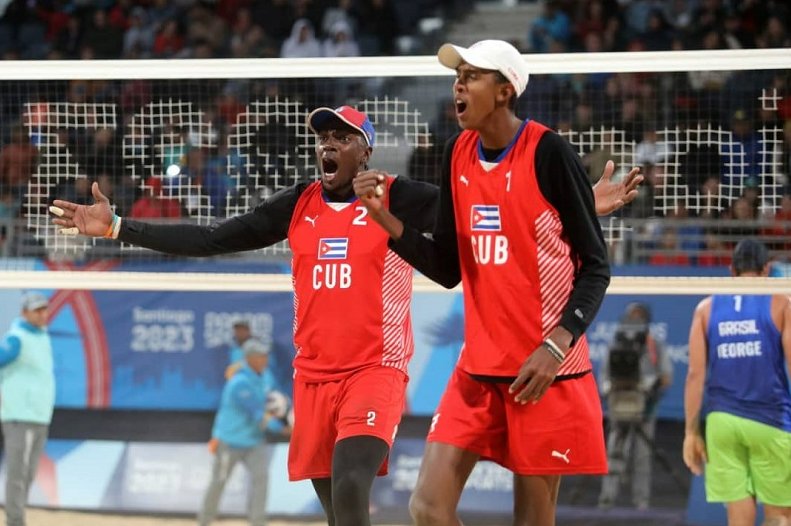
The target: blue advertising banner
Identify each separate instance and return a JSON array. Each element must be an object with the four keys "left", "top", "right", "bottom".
[{"left": 1, "top": 261, "right": 767, "bottom": 418}]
